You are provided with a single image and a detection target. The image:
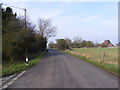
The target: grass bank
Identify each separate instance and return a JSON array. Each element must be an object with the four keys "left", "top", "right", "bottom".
[
  {"left": 72, "top": 48, "right": 118, "bottom": 64},
  {"left": 64, "top": 49, "right": 119, "bottom": 76},
  {"left": 2, "top": 51, "right": 46, "bottom": 77}
]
